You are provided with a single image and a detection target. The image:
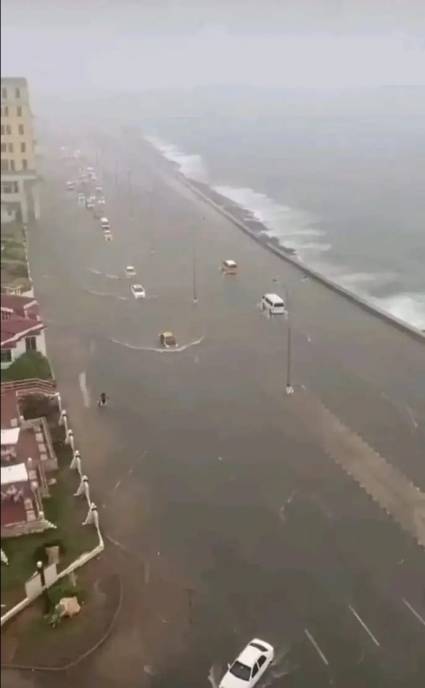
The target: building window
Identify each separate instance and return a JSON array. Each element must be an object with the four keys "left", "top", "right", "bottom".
[
  {"left": 6, "top": 125, "right": 12, "bottom": 135},
  {"left": 1, "top": 87, "right": 7, "bottom": 99},
  {"left": 10, "top": 159, "right": 15, "bottom": 171},
  {"left": 25, "top": 336, "right": 37, "bottom": 352},
  {"left": 1, "top": 143, "right": 6, "bottom": 153},
  {"left": 1, "top": 349, "right": 12, "bottom": 363},
  {"left": 8, "top": 143, "right": 13, "bottom": 153},
  {"left": 15, "top": 87, "right": 21, "bottom": 98},
  {"left": 17, "top": 105, "right": 22, "bottom": 117},
  {"left": 18, "top": 124, "right": 24, "bottom": 135},
  {"left": 1, "top": 159, "right": 9, "bottom": 171},
  {"left": 1, "top": 181, "right": 19, "bottom": 193},
  {"left": 21, "top": 142, "right": 26, "bottom": 153},
  {"left": 22, "top": 159, "right": 28, "bottom": 170}
]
